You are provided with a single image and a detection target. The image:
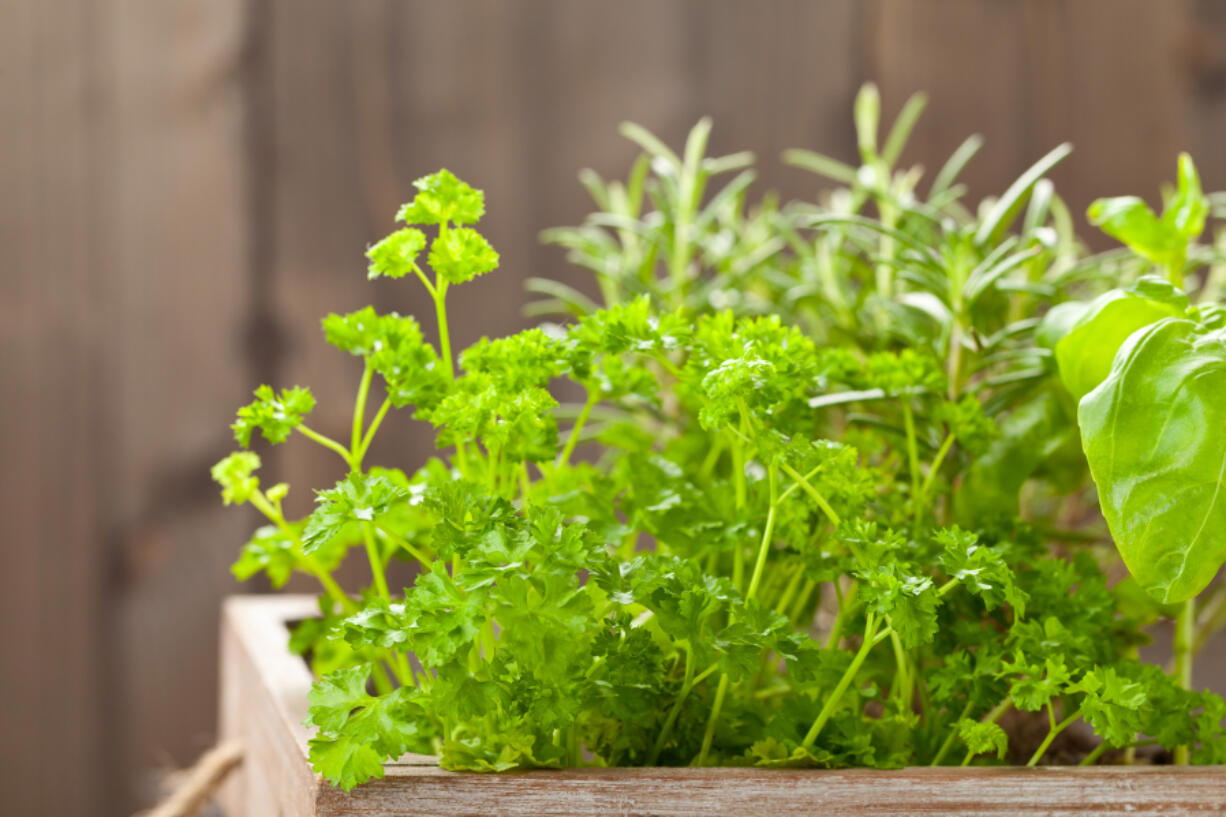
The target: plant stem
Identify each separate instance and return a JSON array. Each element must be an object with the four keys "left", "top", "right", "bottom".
[
  {"left": 649, "top": 645, "right": 696, "bottom": 764},
  {"left": 372, "top": 522, "right": 433, "bottom": 567},
  {"left": 929, "top": 699, "right": 975, "bottom": 766},
  {"left": 917, "top": 432, "right": 955, "bottom": 510},
  {"left": 901, "top": 398, "right": 921, "bottom": 521},
  {"left": 803, "top": 613, "right": 879, "bottom": 748},
  {"left": 434, "top": 280, "right": 454, "bottom": 381},
  {"left": 361, "top": 522, "right": 390, "bottom": 602},
  {"left": 789, "top": 578, "right": 819, "bottom": 627},
  {"left": 295, "top": 424, "right": 354, "bottom": 468},
  {"left": 1193, "top": 583, "right": 1226, "bottom": 656},
  {"left": 774, "top": 561, "right": 807, "bottom": 616},
  {"left": 249, "top": 491, "right": 355, "bottom": 614},
  {"left": 351, "top": 362, "right": 374, "bottom": 468},
  {"left": 357, "top": 397, "right": 393, "bottom": 464},
  {"left": 745, "top": 467, "right": 778, "bottom": 601},
  {"left": 557, "top": 391, "right": 597, "bottom": 468},
  {"left": 1174, "top": 597, "right": 1196, "bottom": 765},
  {"left": 825, "top": 581, "right": 859, "bottom": 650},
  {"left": 695, "top": 673, "right": 729, "bottom": 765},
  {"left": 778, "top": 462, "right": 842, "bottom": 528},
  {"left": 889, "top": 627, "right": 912, "bottom": 711},
  {"left": 1026, "top": 710, "right": 1080, "bottom": 767},
  {"left": 699, "top": 463, "right": 781, "bottom": 765},
  {"left": 1079, "top": 740, "right": 1112, "bottom": 767}
]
